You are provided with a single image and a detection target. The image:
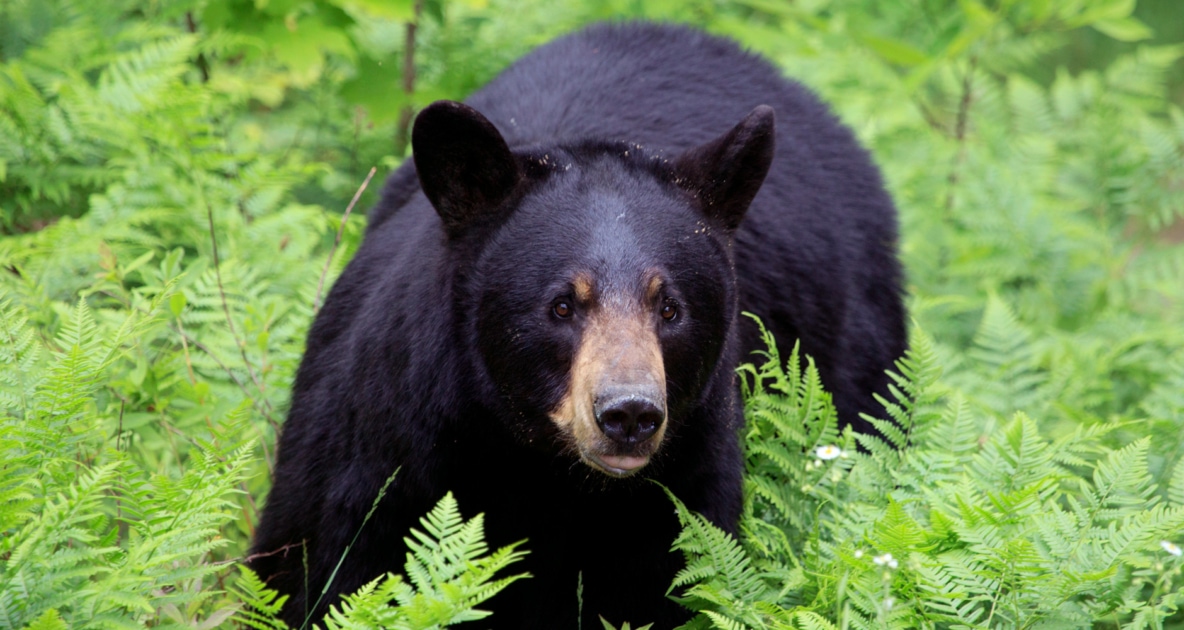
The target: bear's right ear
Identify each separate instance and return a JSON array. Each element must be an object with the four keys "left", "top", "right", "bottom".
[
  {"left": 674, "top": 105, "right": 775, "bottom": 232},
  {"left": 412, "top": 100, "right": 521, "bottom": 236}
]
